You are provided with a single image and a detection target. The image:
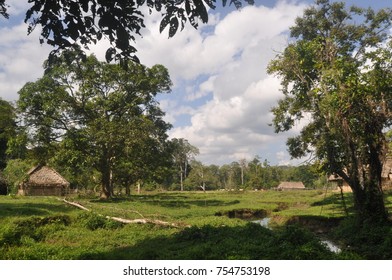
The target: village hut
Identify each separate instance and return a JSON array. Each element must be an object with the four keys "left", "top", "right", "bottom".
[
  {"left": 18, "top": 165, "right": 69, "bottom": 196},
  {"left": 328, "top": 157, "right": 392, "bottom": 192},
  {"left": 277, "top": 181, "right": 305, "bottom": 191},
  {"left": 327, "top": 173, "right": 352, "bottom": 192},
  {"left": 382, "top": 156, "right": 392, "bottom": 190}
]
